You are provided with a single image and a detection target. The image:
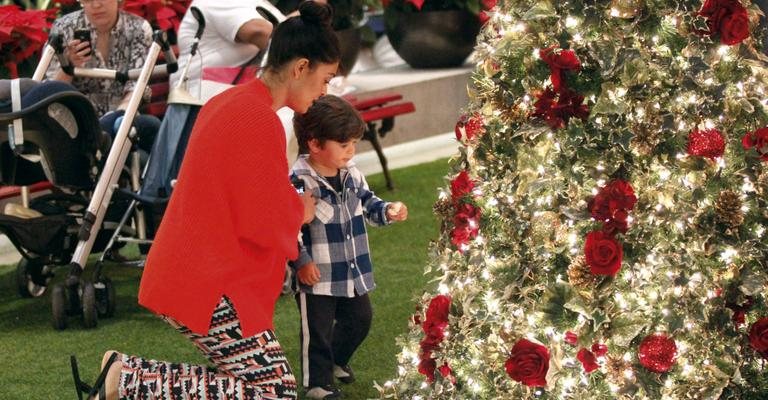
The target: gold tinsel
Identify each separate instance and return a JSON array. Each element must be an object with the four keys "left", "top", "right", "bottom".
[
  {"left": 715, "top": 190, "right": 744, "bottom": 229},
  {"left": 567, "top": 255, "right": 601, "bottom": 288}
]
